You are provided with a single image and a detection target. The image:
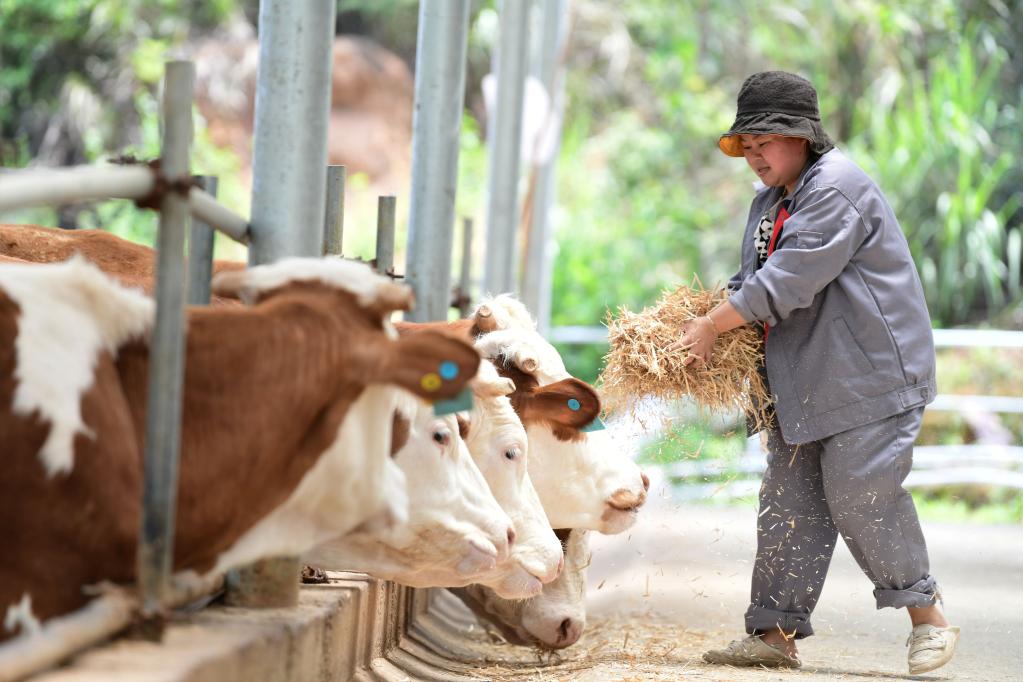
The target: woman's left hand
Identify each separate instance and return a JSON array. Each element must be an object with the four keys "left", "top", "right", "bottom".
[{"left": 669, "top": 316, "right": 719, "bottom": 366}]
